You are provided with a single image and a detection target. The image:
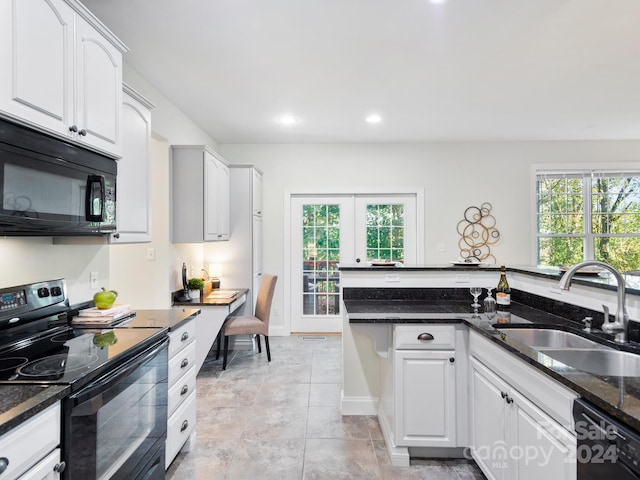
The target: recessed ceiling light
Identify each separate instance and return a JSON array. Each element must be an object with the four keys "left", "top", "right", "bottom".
[
  {"left": 277, "top": 115, "right": 299, "bottom": 126},
  {"left": 366, "top": 114, "right": 382, "bottom": 124},
  {"left": 430, "top": 0, "right": 448, "bottom": 4}
]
